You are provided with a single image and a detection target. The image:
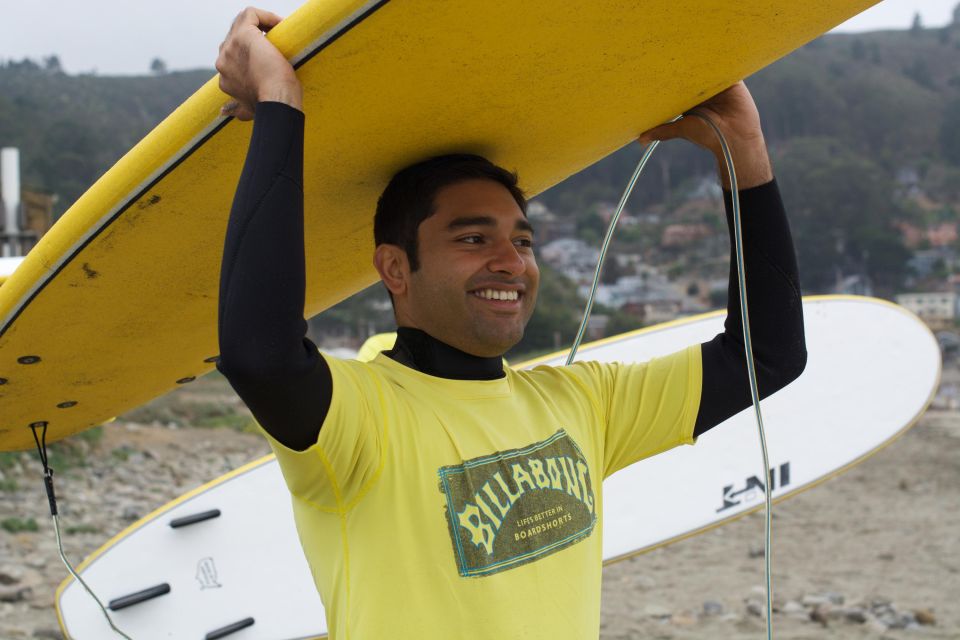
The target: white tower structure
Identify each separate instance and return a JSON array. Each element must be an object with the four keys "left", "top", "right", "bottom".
[{"left": 1, "top": 147, "right": 22, "bottom": 257}]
